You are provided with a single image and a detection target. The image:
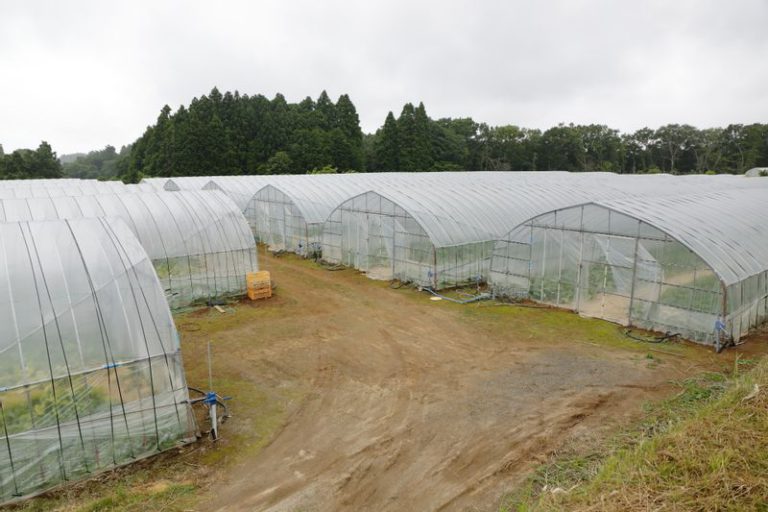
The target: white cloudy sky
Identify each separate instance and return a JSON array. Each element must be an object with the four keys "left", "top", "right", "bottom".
[{"left": 1, "top": 0, "right": 766, "bottom": 154}]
